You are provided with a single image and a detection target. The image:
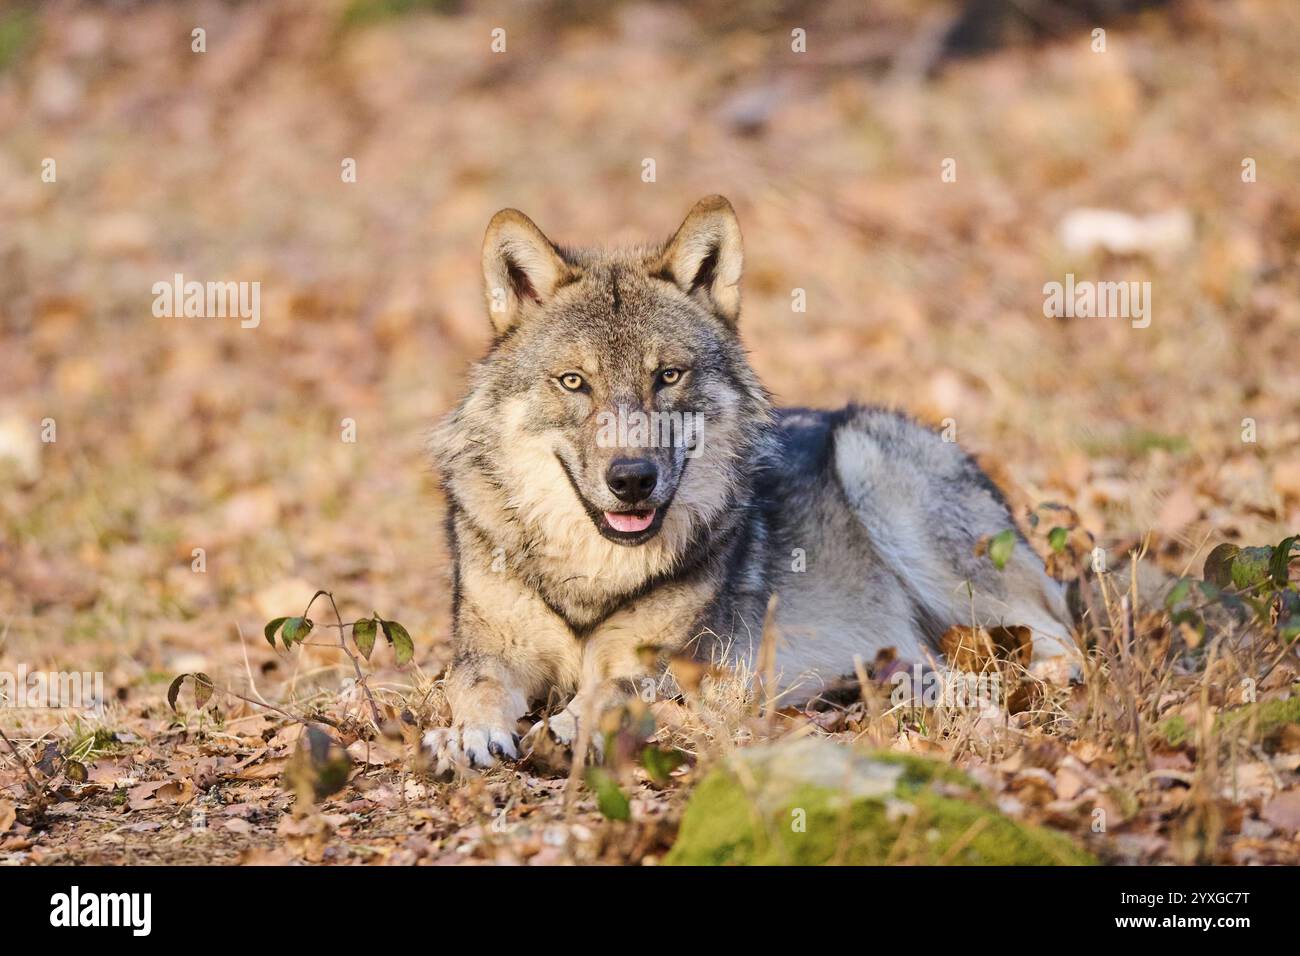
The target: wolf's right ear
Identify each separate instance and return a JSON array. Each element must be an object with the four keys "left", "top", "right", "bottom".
[
  {"left": 654, "top": 195, "right": 743, "bottom": 326},
  {"left": 481, "top": 209, "right": 574, "bottom": 336}
]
